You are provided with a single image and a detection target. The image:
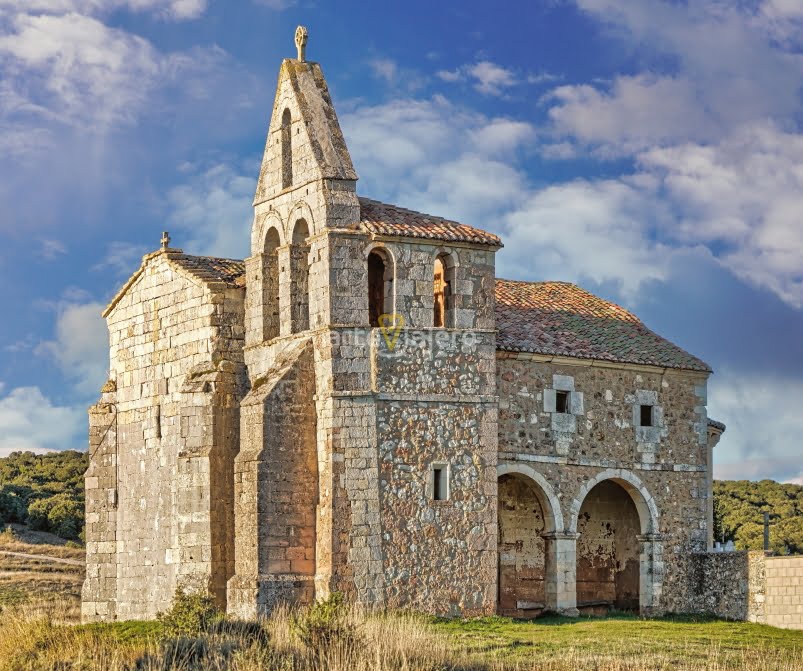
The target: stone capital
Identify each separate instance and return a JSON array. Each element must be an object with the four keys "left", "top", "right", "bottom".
[
  {"left": 541, "top": 531, "right": 581, "bottom": 542},
  {"left": 637, "top": 533, "right": 665, "bottom": 543}
]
